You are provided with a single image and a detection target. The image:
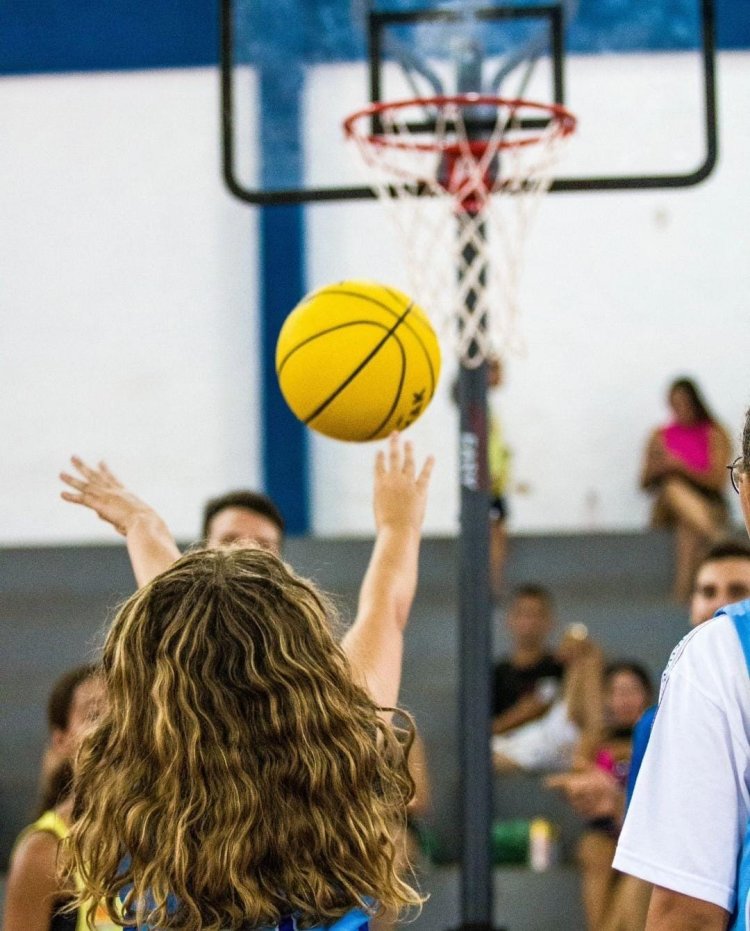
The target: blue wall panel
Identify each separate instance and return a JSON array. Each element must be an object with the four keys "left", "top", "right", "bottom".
[{"left": 0, "top": 0, "right": 218, "bottom": 75}]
